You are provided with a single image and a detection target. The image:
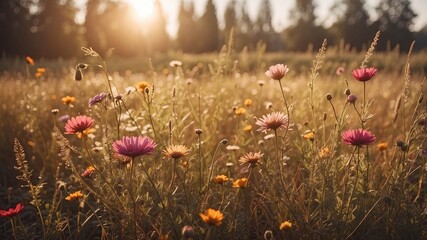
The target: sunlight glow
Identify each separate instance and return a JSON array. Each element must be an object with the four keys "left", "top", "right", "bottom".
[{"left": 126, "top": 0, "right": 155, "bottom": 20}]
